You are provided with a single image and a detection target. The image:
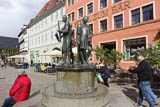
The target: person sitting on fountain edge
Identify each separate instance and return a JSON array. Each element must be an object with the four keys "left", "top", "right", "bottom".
[{"left": 2, "top": 69, "right": 31, "bottom": 107}]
